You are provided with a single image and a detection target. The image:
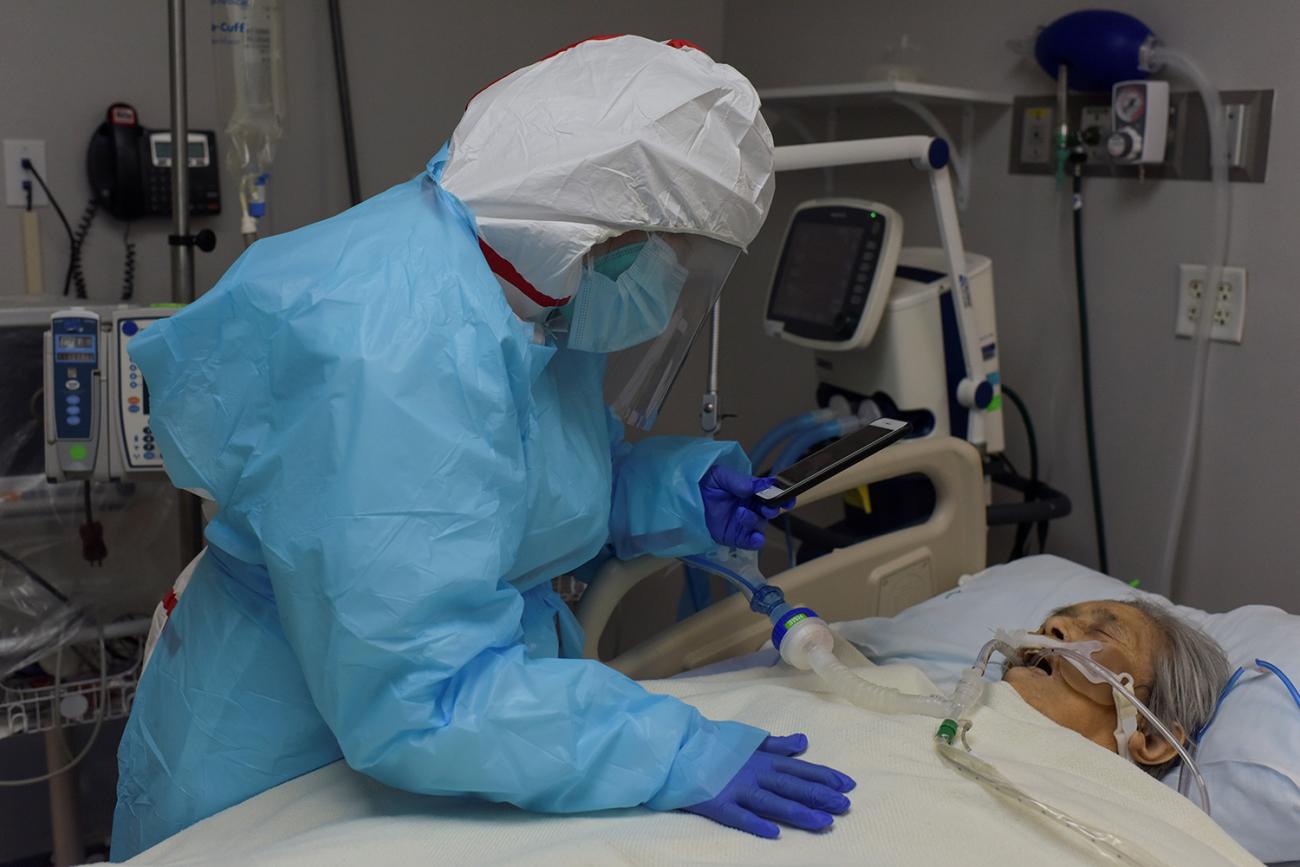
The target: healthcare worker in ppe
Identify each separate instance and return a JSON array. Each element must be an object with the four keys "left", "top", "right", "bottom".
[{"left": 112, "top": 35, "right": 856, "bottom": 859}]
